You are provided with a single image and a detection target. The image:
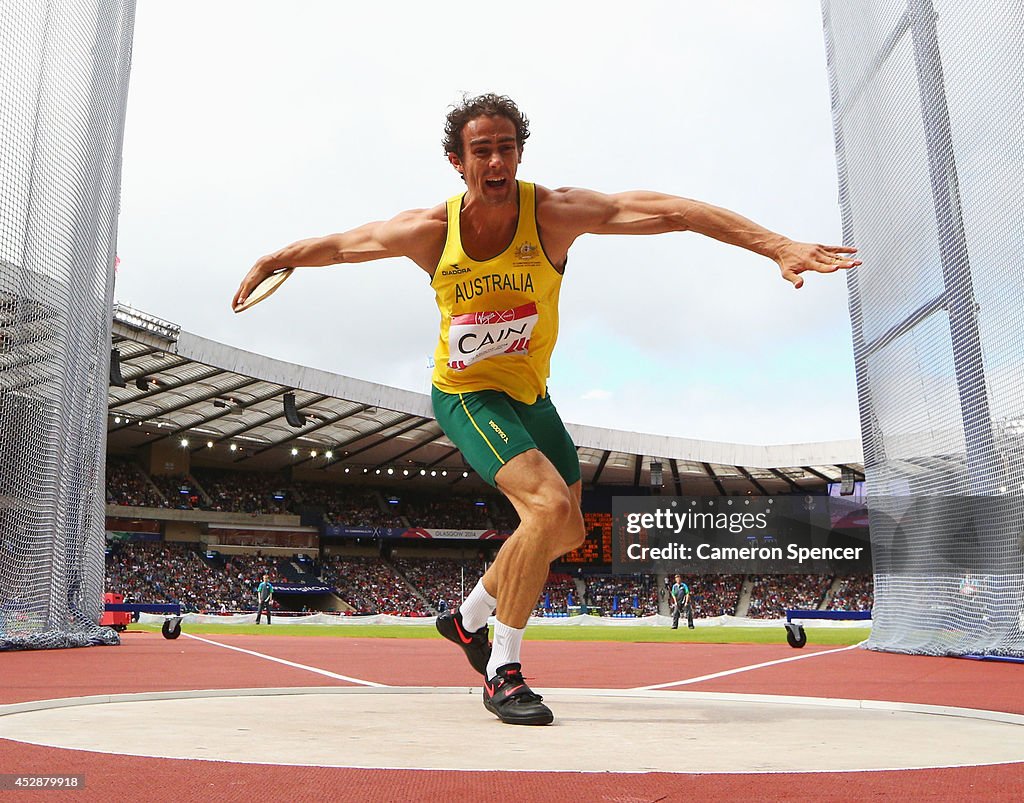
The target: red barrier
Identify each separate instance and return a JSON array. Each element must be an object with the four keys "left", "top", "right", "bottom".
[{"left": 100, "top": 592, "right": 131, "bottom": 630}]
